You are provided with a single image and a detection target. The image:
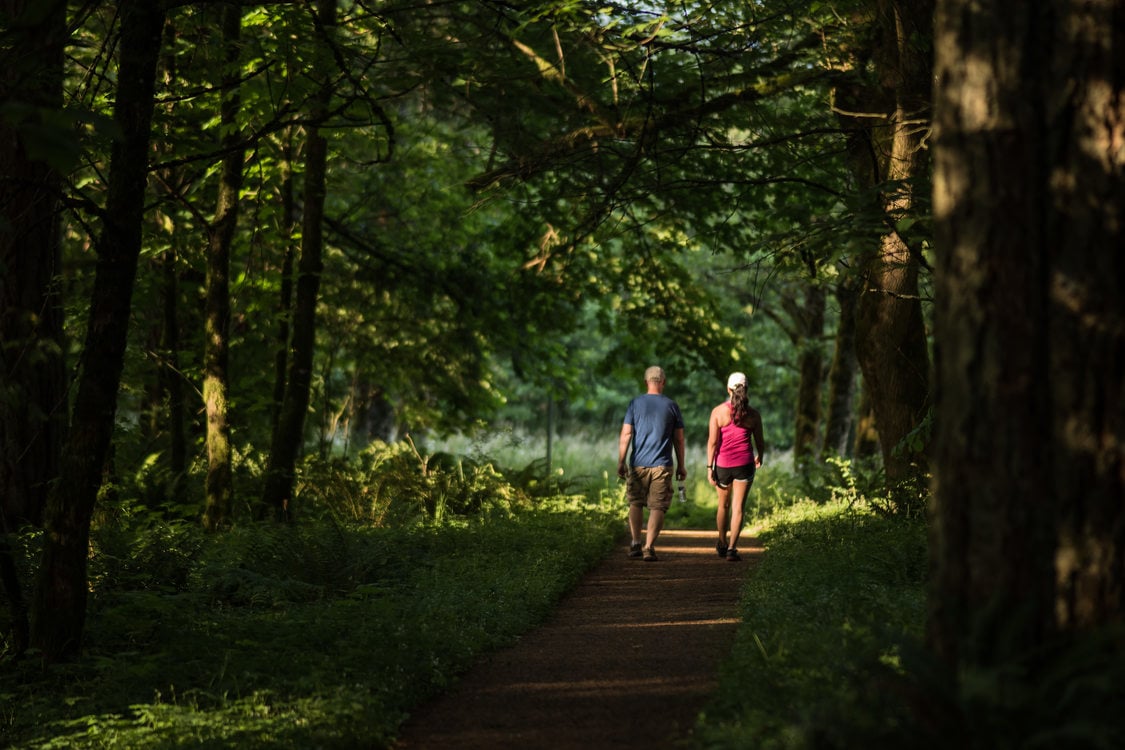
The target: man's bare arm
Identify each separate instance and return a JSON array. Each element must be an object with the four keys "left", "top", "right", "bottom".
[{"left": 617, "top": 424, "right": 633, "bottom": 478}]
